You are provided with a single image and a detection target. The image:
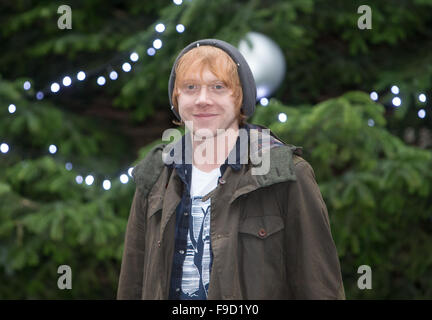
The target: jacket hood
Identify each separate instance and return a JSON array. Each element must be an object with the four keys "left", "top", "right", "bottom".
[{"left": 168, "top": 39, "right": 257, "bottom": 121}]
